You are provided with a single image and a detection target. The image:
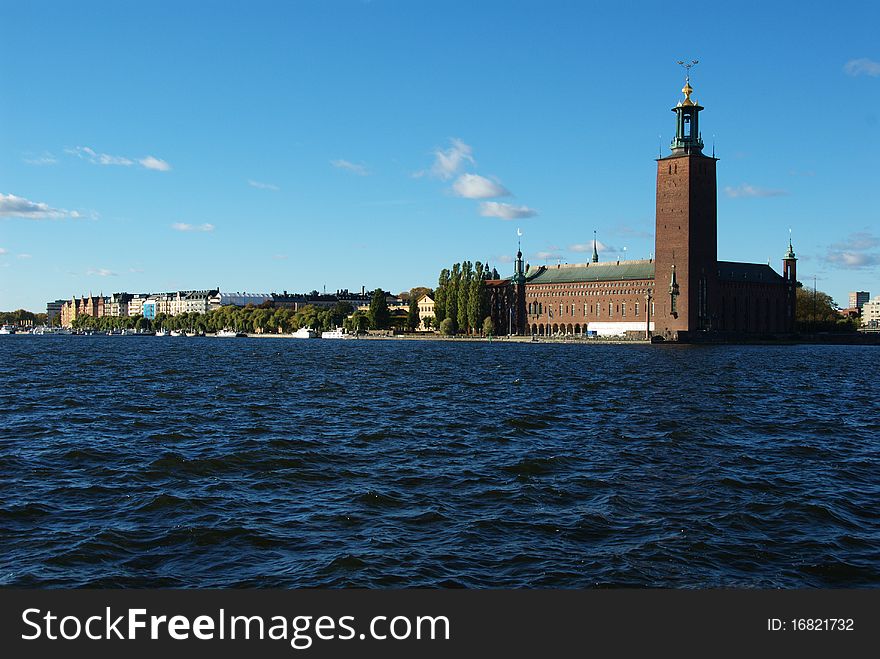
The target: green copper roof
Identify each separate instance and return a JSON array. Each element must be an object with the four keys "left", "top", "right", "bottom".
[{"left": 525, "top": 260, "right": 655, "bottom": 284}]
